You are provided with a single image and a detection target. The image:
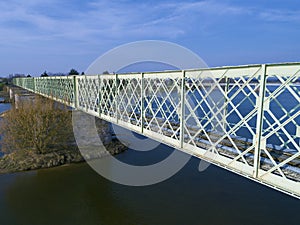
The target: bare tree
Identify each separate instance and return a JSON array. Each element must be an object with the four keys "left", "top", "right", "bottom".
[{"left": 0, "top": 96, "right": 74, "bottom": 154}]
